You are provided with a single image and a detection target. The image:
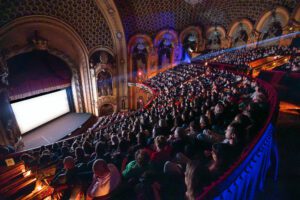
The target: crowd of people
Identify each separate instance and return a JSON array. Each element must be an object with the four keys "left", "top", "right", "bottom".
[
  {"left": 215, "top": 46, "right": 298, "bottom": 65},
  {"left": 2, "top": 62, "right": 270, "bottom": 200},
  {"left": 210, "top": 46, "right": 299, "bottom": 73},
  {"left": 277, "top": 55, "right": 300, "bottom": 72}
]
